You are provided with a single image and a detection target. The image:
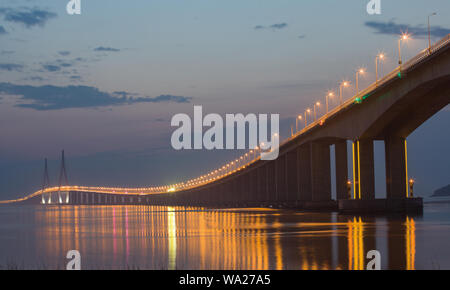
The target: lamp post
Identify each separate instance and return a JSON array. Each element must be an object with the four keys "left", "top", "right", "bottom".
[
  {"left": 375, "top": 53, "right": 384, "bottom": 87},
  {"left": 398, "top": 34, "right": 409, "bottom": 69},
  {"left": 409, "top": 178, "right": 415, "bottom": 198},
  {"left": 313, "top": 102, "right": 321, "bottom": 122},
  {"left": 339, "top": 81, "right": 349, "bottom": 105},
  {"left": 428, "top": 12, "right": 437, "bottom": 53},
  {"left": 304, "top": 108, "right": 311, "bottom": 127},
  {"left": 347, "top": 180, "right": 352, "bottom": 200},
  {"left": 326, "top": 92, "right": 334, "bottom": 114},
  {"left": 356, "top": 69, "right": 365, "bottom": 94},
  {"left": 296, "top": 115, "right": 302, "bottom": 132}
]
